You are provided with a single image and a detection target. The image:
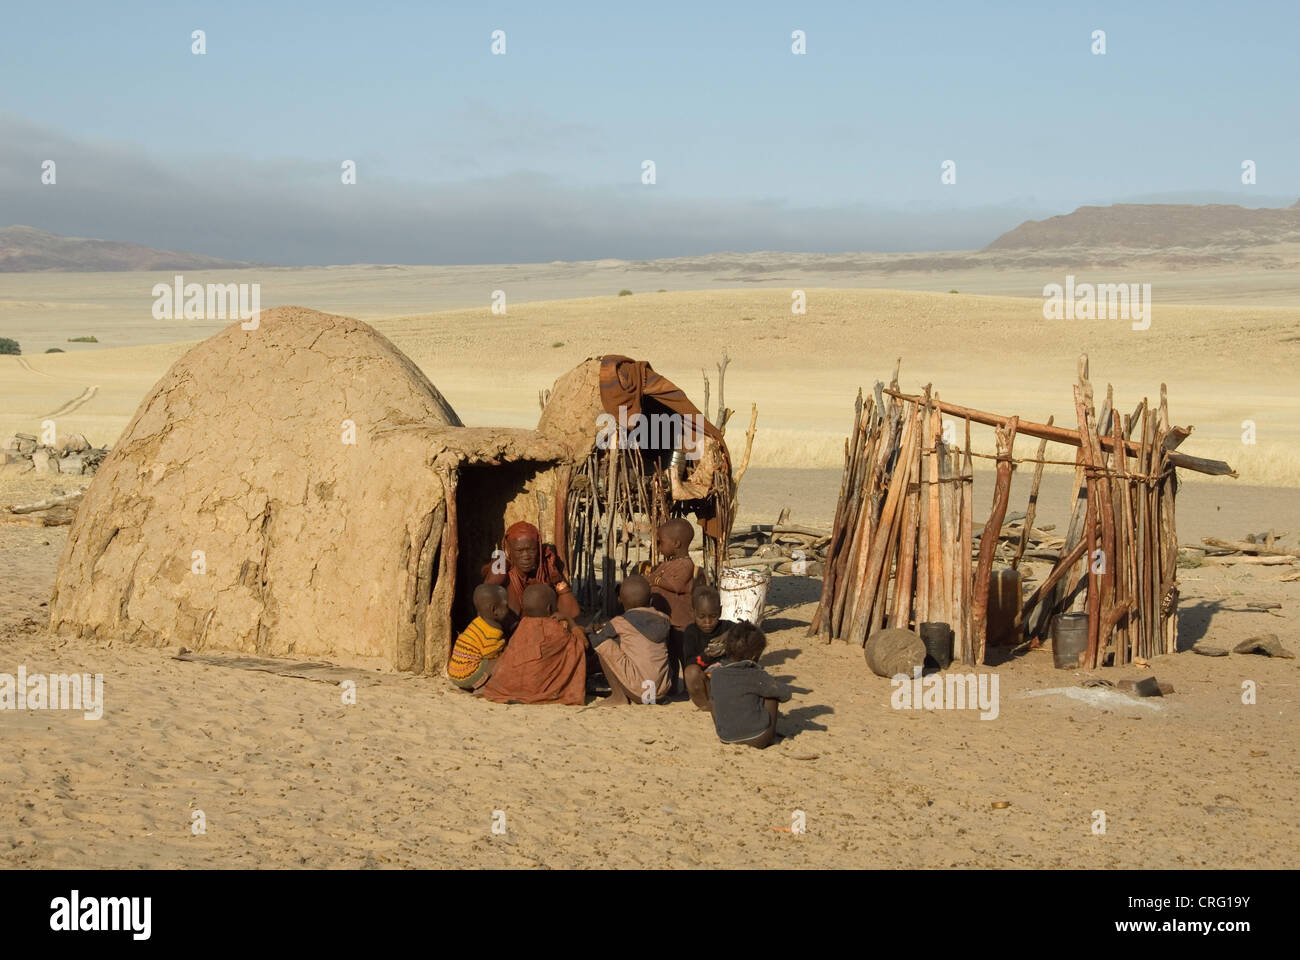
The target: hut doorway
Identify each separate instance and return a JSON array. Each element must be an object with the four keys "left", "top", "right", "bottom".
[{"left": 451, "top": 460, "right": 556, "bottom": 648}]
